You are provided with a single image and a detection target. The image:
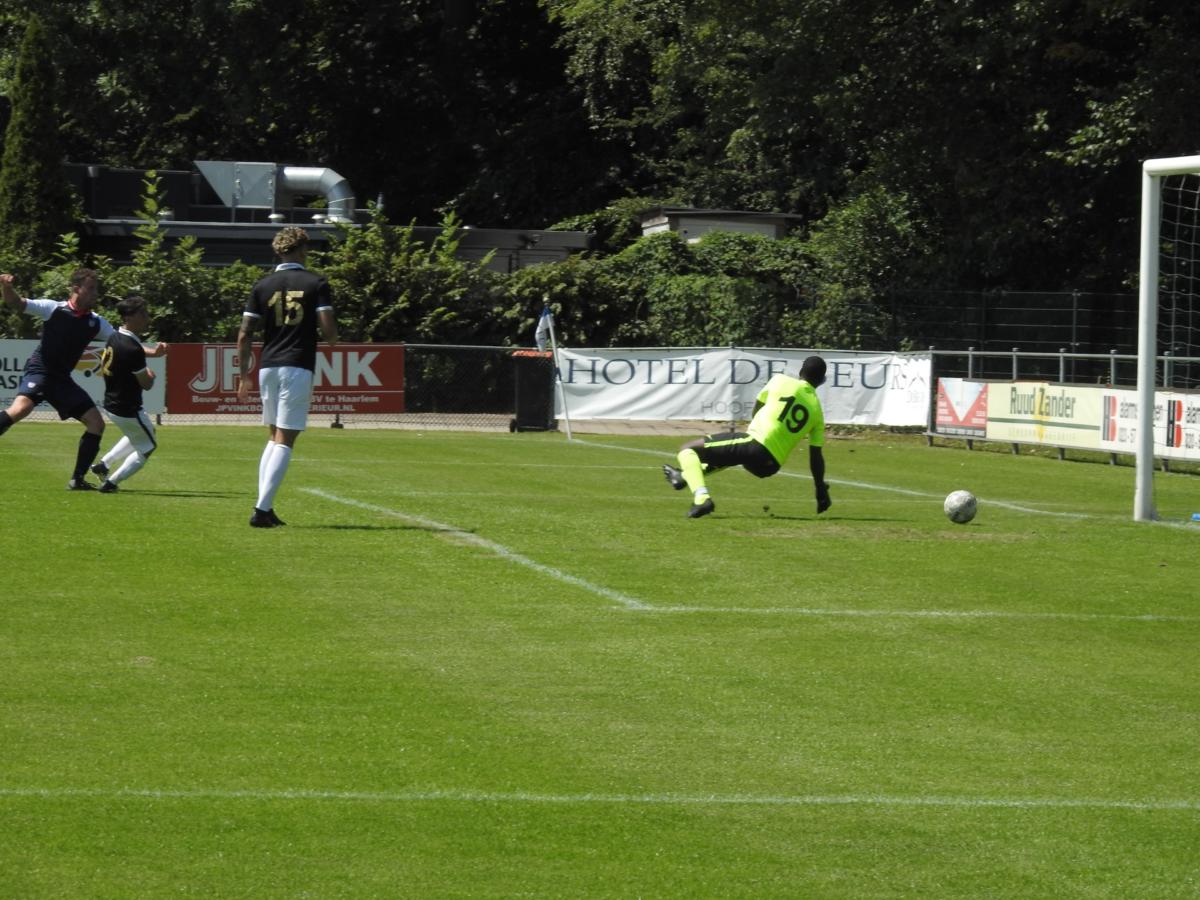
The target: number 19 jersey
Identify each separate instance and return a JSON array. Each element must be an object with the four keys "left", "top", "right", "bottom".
[
  {"left": 746, "top": 373, "right": 825, "bottom": 466},
  {"left": 244, "top": 263, "right": 334, "bottom": 372}
]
